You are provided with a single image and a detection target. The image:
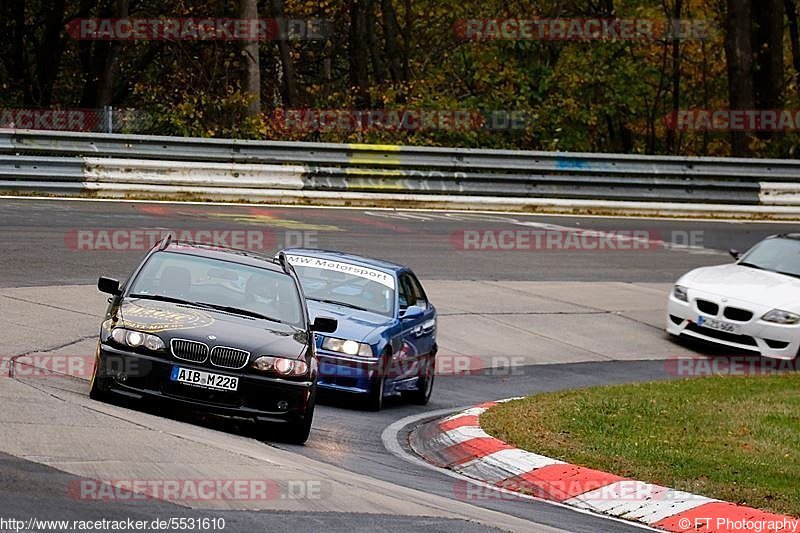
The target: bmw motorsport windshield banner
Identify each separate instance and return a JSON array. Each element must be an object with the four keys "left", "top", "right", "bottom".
[{"left": 285, "top": 254, "right": 396, "bottom": 289}]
